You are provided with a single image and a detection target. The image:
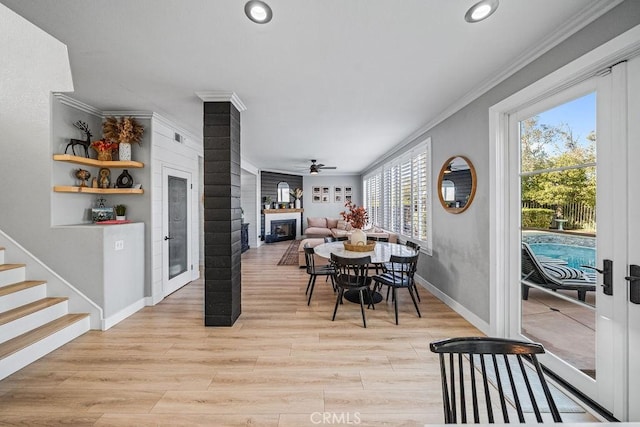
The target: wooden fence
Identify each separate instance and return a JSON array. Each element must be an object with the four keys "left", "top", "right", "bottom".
[{"left": 522, "top": 201, "right": 596, "bottom": 231}]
